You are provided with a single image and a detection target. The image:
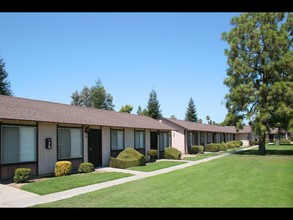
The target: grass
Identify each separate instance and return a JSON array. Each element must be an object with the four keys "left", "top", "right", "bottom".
[
  {"left": 183, "top": 152, "right": 224, "bottom": 161},
  {"left": 127, "top": 161, "right": 187, "bottom": 172},
  {"left": 35, "top": 144, "right": 293, "bottom": 207},
  {"left": 22, "top": 172, "right": 132, "bottom": 195}
]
